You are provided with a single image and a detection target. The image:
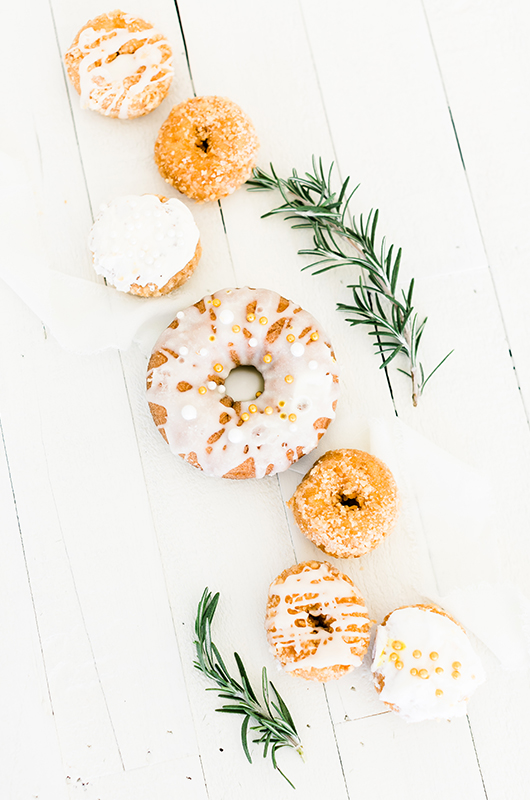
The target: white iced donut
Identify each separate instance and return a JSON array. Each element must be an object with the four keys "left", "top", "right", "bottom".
[
  {"left": 64, "top": 11, "right": 173, "bottom": 119},
  {"left": 371, "top": 604, "right": 485, "bottom": 722},
  {"left": 265, "top": 561, "right": 373, "bottom": 681},
  {"left": 89, "top": 195, "right": 201, "bottom": 296},
  {"left": 146, "top": 287, "right": 340, "bottom": 479}
]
